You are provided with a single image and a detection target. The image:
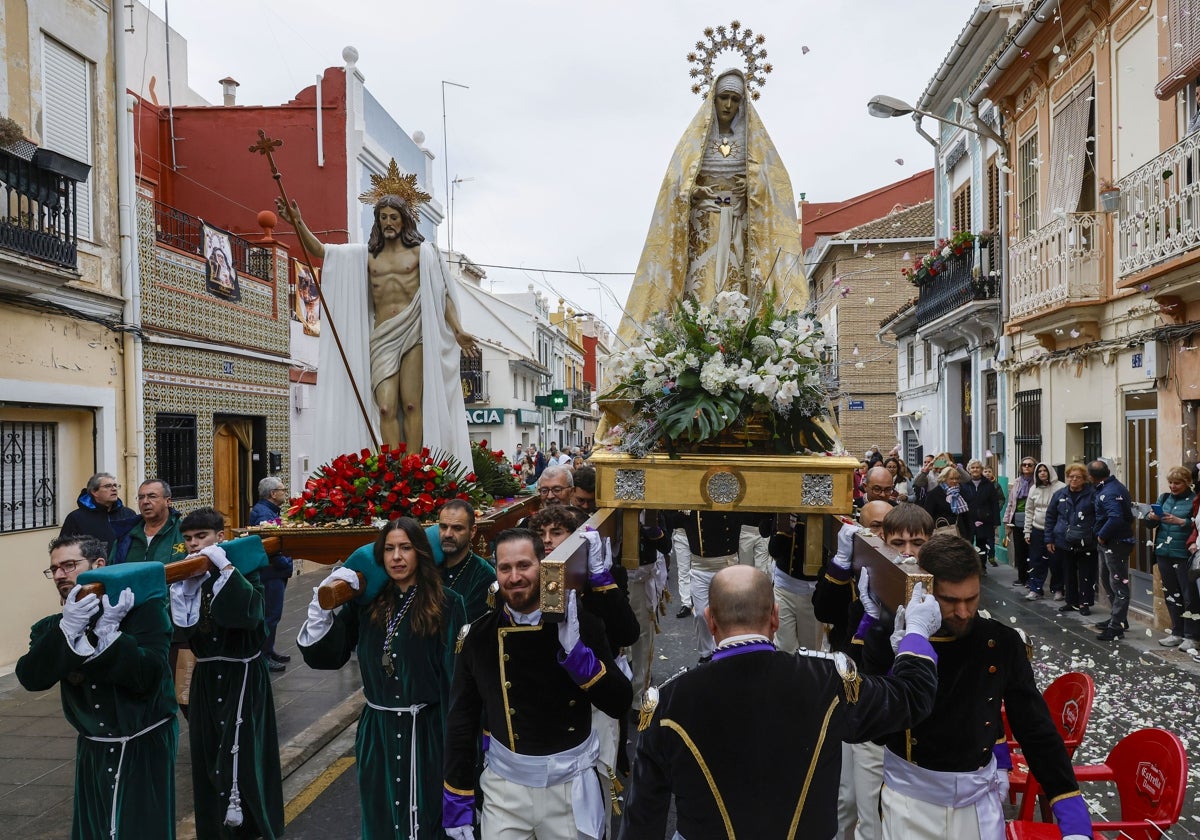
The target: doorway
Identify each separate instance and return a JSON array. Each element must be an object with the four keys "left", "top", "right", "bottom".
[
  {"left": 213, "top": 415, "right": 265, "bottom": 530},
  {"left": 1124, "top": 395, "right": 1158, "bottom": 609}
]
